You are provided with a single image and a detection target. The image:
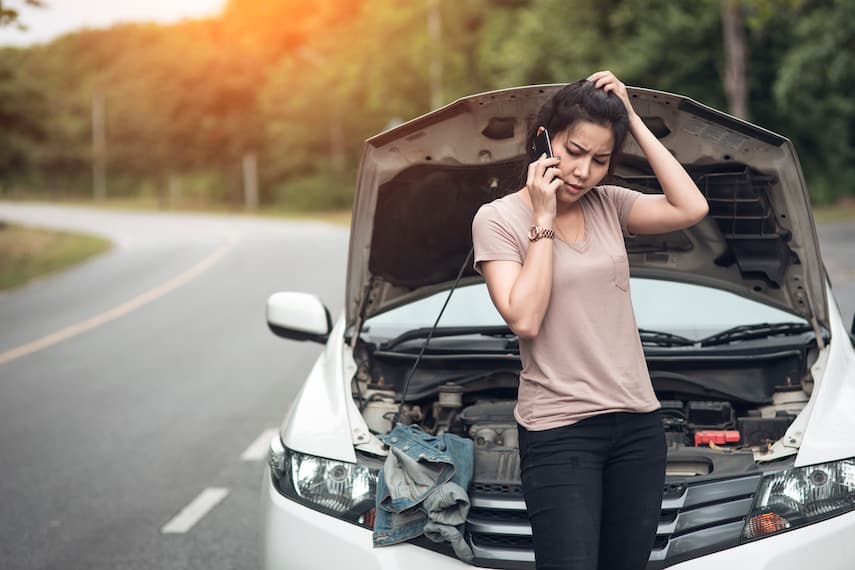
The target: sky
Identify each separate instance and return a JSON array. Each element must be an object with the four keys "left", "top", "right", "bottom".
[{"left": 0, "top": 0, "right": 226, "bottom": 46}]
